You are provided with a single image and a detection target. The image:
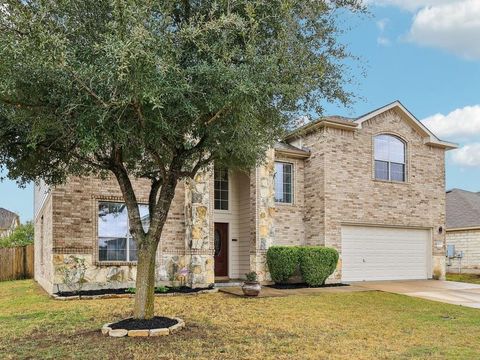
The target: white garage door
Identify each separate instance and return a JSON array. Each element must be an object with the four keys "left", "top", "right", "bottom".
[{"left": 341, "top": 226, "right": 431, "bottom": 282}]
